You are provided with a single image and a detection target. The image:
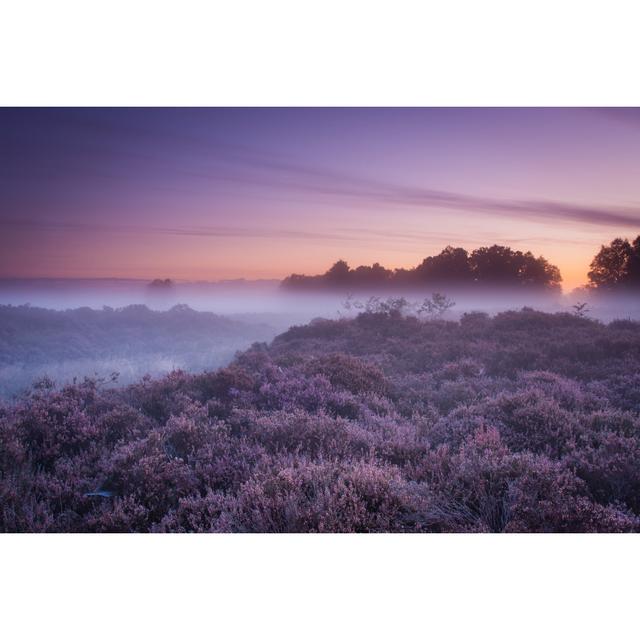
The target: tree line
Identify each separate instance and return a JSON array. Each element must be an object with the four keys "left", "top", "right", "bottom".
[
  {"left": 282, "top": 244, "right": 562, "bottom": 291},
  {"left": 588, "top": 235, "right": 640, "bottom": 291},
  {"left": 282, "top": 235, "right": 640, "bottom": 292}
]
